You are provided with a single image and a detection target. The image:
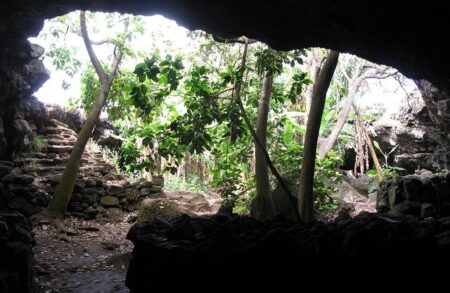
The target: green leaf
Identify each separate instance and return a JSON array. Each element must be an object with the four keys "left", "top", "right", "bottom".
[{"left": 373, "top": 141, "right": 381, "bottom": 152}]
